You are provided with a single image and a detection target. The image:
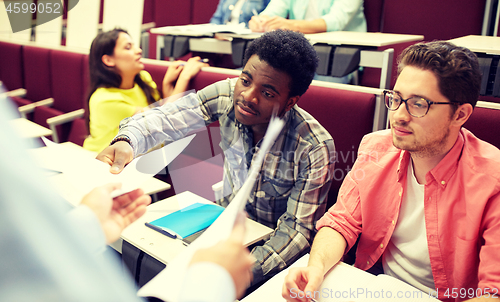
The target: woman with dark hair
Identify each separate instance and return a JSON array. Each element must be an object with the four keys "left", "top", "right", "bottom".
[{"left": 83, "top": 28, "right": 207, "bottom": 152}]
